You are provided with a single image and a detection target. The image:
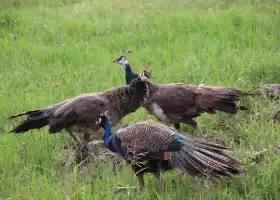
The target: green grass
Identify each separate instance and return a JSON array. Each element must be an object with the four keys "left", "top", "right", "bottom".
[{"left": 1, "top": 0, "right": 280, "bottom": 199}]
